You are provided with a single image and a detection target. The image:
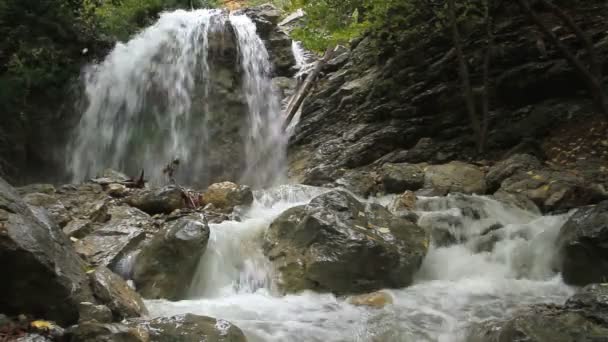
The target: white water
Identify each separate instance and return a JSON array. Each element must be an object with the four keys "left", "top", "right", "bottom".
[
  {"left": 147, "top": 187, "right": 575, "bottom": 341},
  {"left": 68, "top": 10, "right": 287, "bottom": 187}
]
